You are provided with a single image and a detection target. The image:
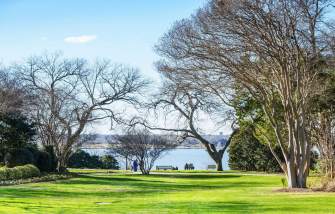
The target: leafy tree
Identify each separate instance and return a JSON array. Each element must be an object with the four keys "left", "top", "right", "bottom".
[
  {"left": 0, "top": 112, "right": 36, "bottom": 163},
  {"left": 229, "top": 126, "right": 282, "bottom": 172}
]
